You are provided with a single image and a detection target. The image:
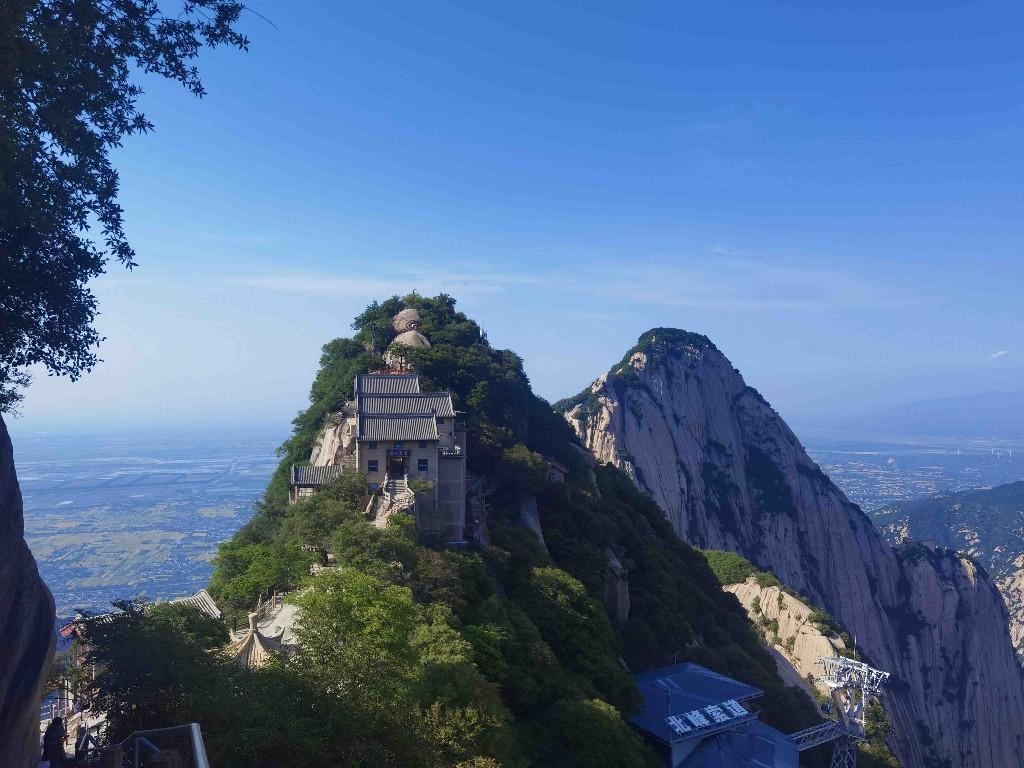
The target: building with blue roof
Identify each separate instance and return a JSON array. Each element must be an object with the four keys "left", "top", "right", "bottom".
[{"left": 630, "top": 663, "right": 800, "bottom": 768}]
